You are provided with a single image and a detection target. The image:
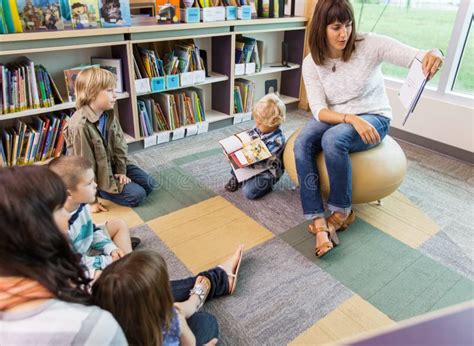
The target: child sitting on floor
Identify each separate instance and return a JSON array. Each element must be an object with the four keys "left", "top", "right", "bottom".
[
  {"left": 225, "top": 93, "right": 286, "bottom": 199},
  {"left": 64, "top": 67, "right": 156, "bottom": 212},
  {"left": 49, "top": 155, "right": 138, "bottom": 279}
]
